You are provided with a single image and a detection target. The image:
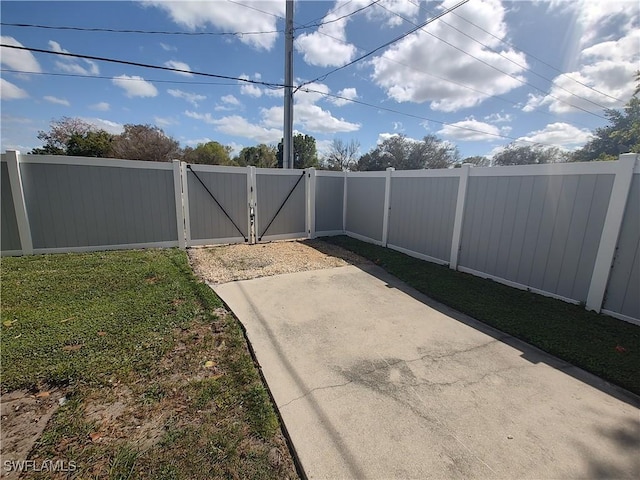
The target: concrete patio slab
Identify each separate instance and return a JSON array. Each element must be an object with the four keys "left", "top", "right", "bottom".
[{"left": 213, "top": 264, "right": 640, "bottom": 479}]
